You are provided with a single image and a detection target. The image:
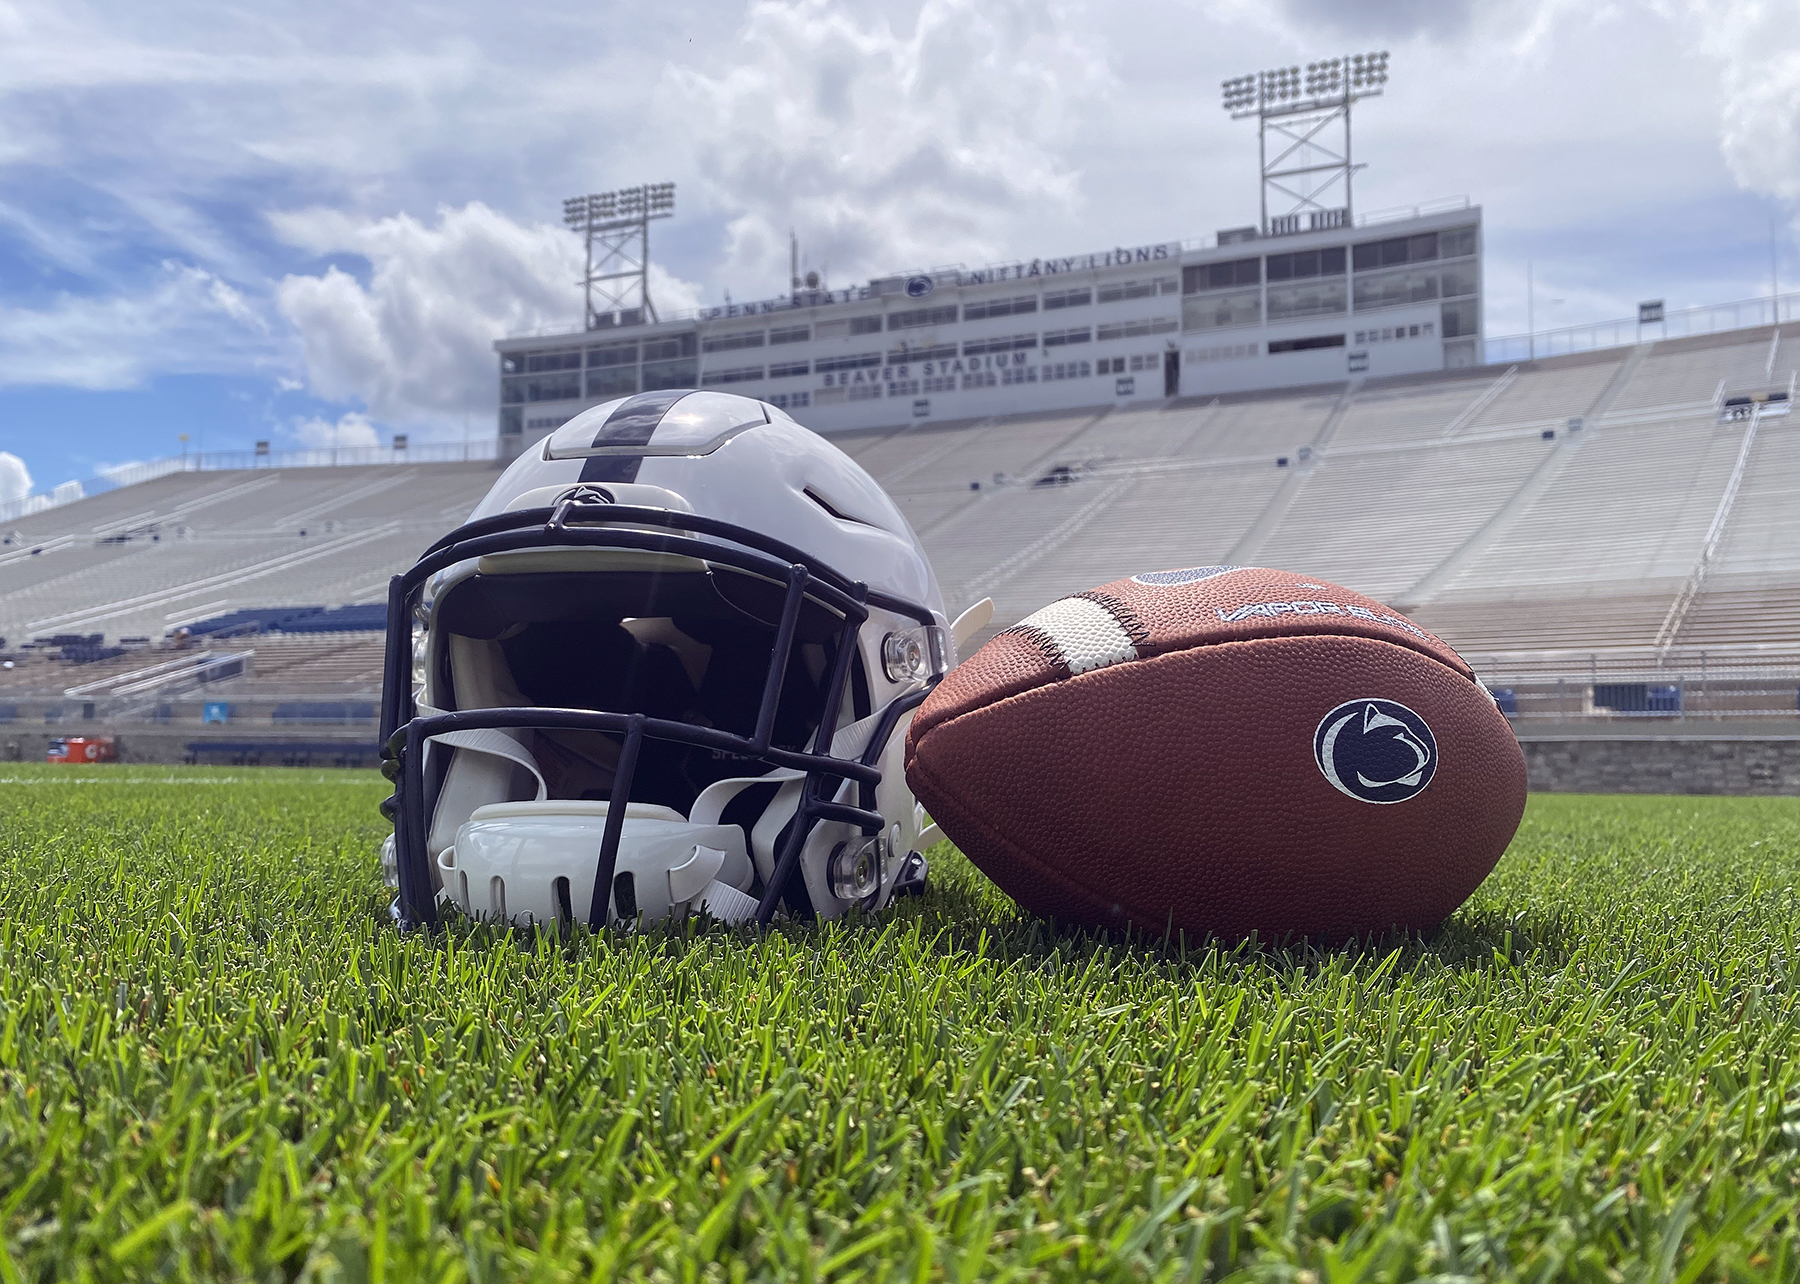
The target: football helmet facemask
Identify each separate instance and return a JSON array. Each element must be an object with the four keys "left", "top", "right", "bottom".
[{"left": 378, "top": 390, "right": 973, "bottom": 931}]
